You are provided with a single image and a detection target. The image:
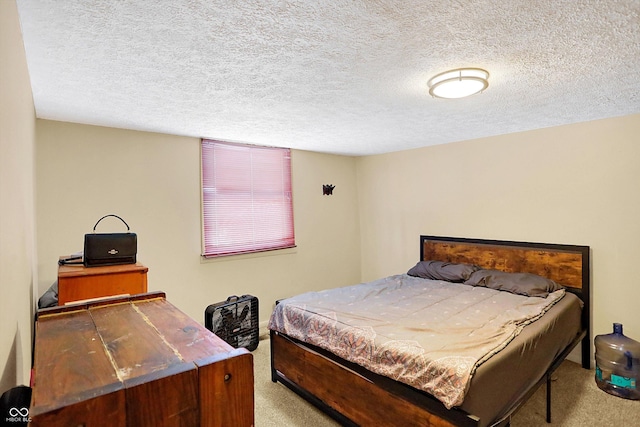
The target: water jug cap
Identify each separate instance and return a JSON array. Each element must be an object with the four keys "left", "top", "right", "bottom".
[{"left": 613, "top": 323, "right": 623, "bottom": 334}]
